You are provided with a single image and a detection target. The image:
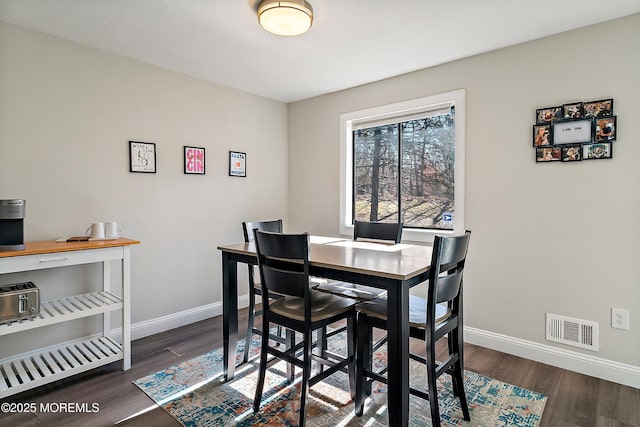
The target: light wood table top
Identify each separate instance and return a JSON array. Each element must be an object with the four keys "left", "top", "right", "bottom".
[
  {"left": 0, "top": 237, "right": 140, "bottom": 258},
  {"left": 218, "top": 236, "right": 433, "bottom": 281}
]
